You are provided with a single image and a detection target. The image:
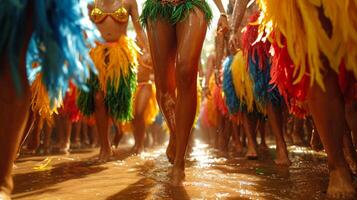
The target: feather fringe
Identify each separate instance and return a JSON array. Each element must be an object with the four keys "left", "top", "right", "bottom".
[
  {"left": 2, "top": 0, "right": 99, "bottom": 105},
  {"left": 140, "top": 0, "right": 213, "bottom": 26},
  {"left": 222, "top": 56, "right": 240, "bottom": 114},
  {"left": 256, "top": 0, "right": 357, "bottom": 90},
  {"left": 241, "top": 12, "right": 282, "bottom": 107},
  {"left": 231, "top": 50, "right": 255, "bottom": 112}
]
